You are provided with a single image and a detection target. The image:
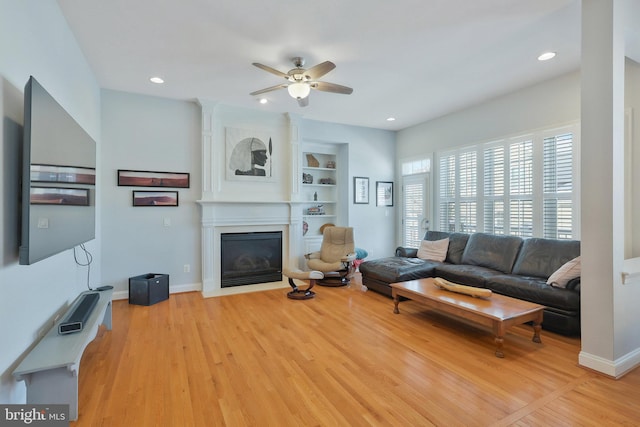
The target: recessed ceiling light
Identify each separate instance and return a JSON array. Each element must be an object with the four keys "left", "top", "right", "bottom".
[
  {"left": 537, "top": 52, "right": 556, "bottom": 61},
  {"left": 259, "top": 98, "right": 268, "bottom": 104},
  {"left": 386, "top": 117, "right": 396, "bottom": 122},
  {"left": 149, "top": 77, "right": 164, "bottom": 84}
]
